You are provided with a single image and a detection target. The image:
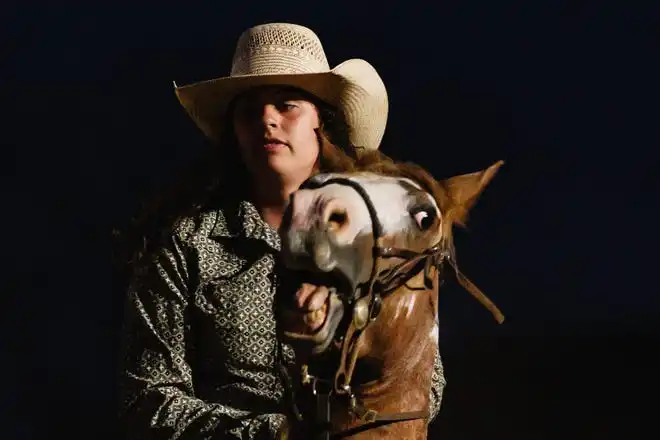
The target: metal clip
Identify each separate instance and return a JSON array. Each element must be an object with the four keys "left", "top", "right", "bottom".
[
  {"left": 349, "top": 393, "right": 378, "bottom": 422},
  {"left": 362, "top": 409, "right": 378, "bottom": 423},
  {"left": 341, "top": 384, "right": 352, "bottom": 398},
  {"left": 349, "top": 392, "right": 357, "bottom": 411}
]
